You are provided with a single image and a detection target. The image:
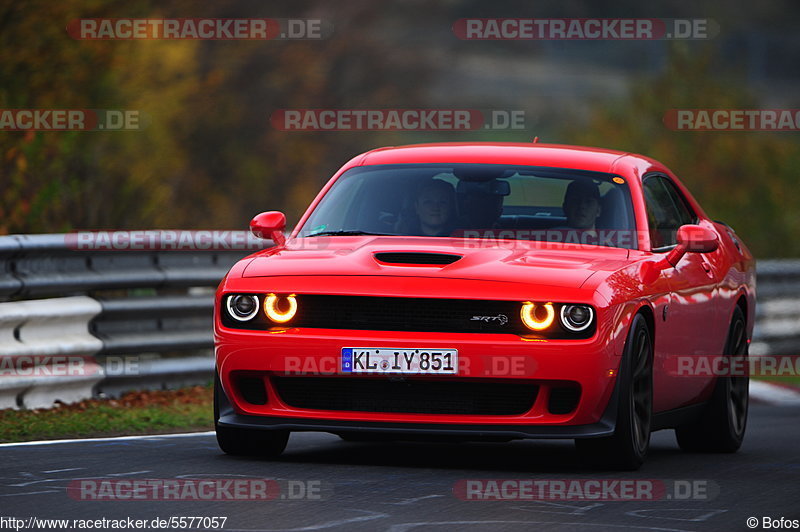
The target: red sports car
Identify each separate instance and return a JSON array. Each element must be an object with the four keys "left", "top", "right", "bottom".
[{"left": 213, "top": 142, "right": 755, "bottom": 470}]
